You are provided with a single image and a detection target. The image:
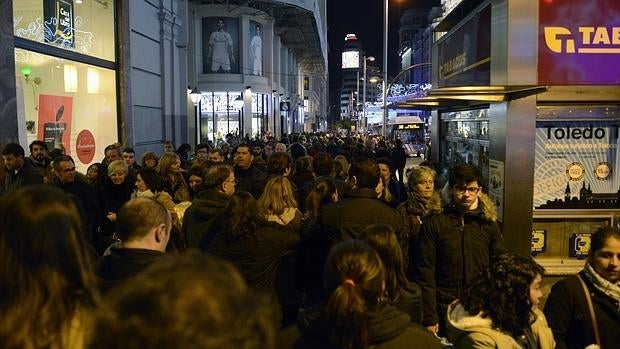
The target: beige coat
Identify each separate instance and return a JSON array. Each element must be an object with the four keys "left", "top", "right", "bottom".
[{"left": 446, "top": 301, "right": 555, "bottom": 349}]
